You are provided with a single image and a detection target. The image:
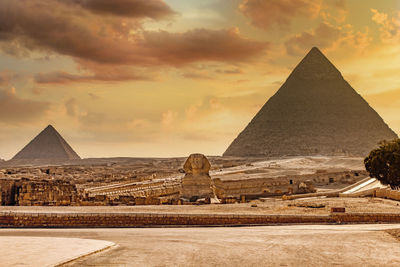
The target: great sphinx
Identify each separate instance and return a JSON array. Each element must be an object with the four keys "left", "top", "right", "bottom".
[{"left": 180, "top": 153, "right": 215, "bottom": 201}]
